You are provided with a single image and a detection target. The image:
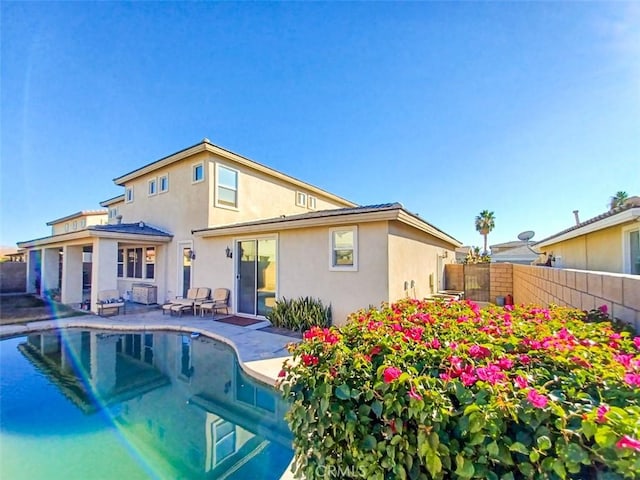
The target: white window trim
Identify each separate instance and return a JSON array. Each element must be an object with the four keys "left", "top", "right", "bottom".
[
  {"left": 622, "top": 223, "right": 640, "bottom": 274},
  {"left": 296, "top": 191, "right": 307, "bottom": 207},
  {"left": 159, "top": 174, "right": 169, "bottom": 193},
  {"left": 192, "top": 162, "right": 205, "bottom": 184},
  {"left": 215, "top": 163, "right": 239, "bottom": 210},
  {"left": 328, "top": 225, "right": 358, "bottom": 272},
  {"left": 125, "top": 187, "right": 134, "bottom": 203},
  {"left": 308, "top": 195, "right": 317, "bottom": 210},
  {"left": 118, "top": 246, "right": 157, "bottom": 281},
  {"left": 148, "top": 177, "right": 157, "bottom": 196}
]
